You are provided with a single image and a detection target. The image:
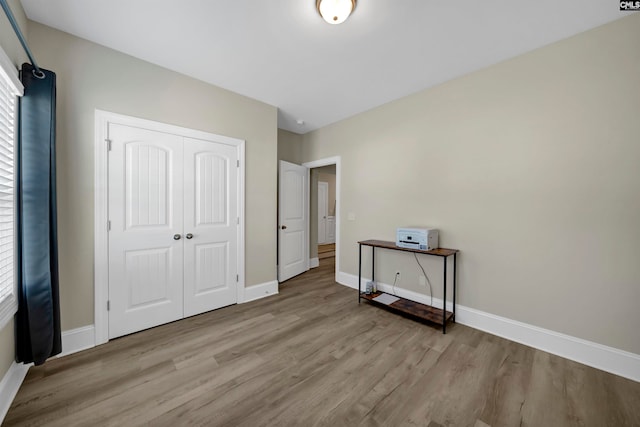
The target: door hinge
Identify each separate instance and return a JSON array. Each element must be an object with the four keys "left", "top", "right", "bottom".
[
  {"left": 237, "top": 160, "right": 240, "bottom": 167},
  {"left": 237, "top": 217, "right": 240, "bottom": 225},
  {"left": 107, "top": 220, "right": 111, "bottom": 231},
  {"left": 106, "top": 139, "right": 112, "bottom": 151},
  {"left": 236, "top": 274, "right": 239, "bottom": 282},
  {"left": 107, "top": 300, "right": 110, "bottom": 311}
]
